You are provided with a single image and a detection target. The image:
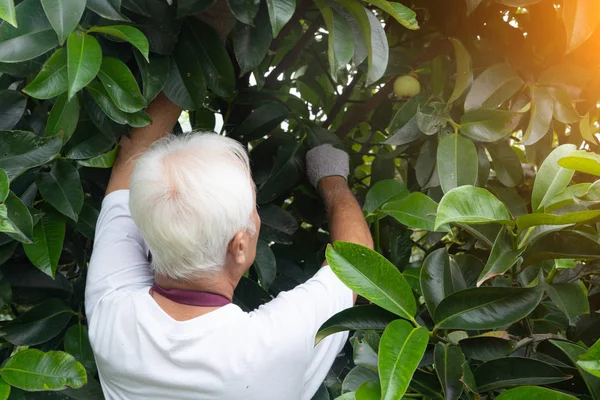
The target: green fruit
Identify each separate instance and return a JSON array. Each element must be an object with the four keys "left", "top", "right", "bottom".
[{"left": 394, "top": 75, "right": 420, "bottom": 98}]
